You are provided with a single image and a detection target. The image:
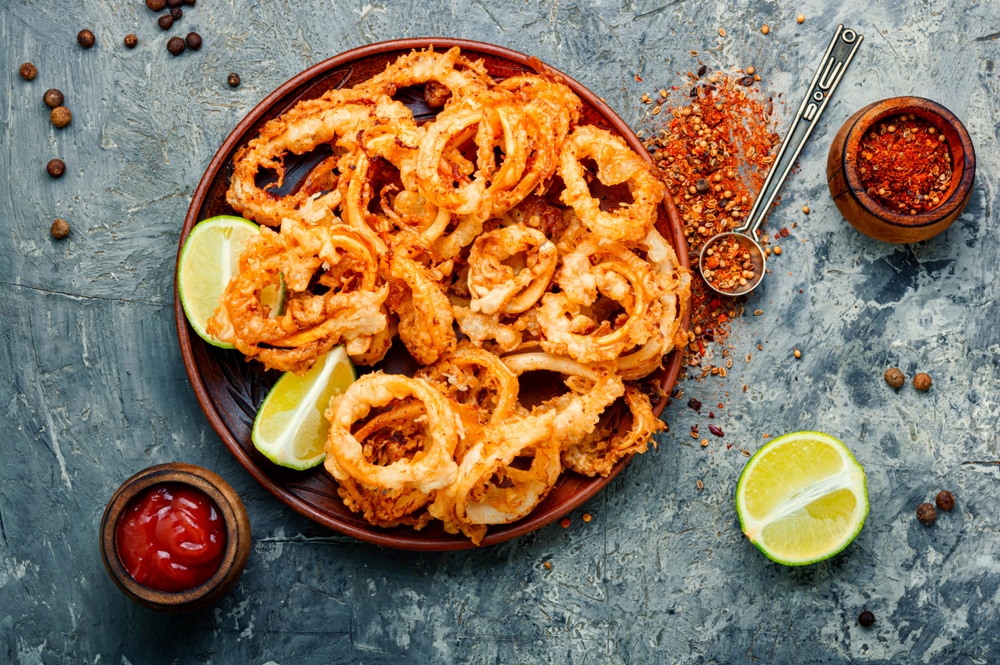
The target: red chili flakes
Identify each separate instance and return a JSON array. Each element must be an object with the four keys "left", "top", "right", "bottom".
[{"left": 708, "top": 425, "right": 725, "bottom": 437}]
